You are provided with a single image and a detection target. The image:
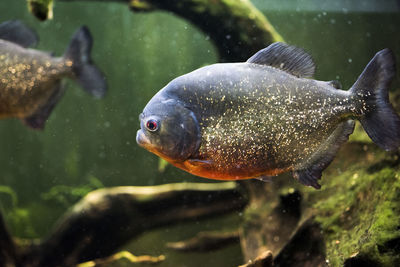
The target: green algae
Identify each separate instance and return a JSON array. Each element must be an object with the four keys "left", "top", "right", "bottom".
[
  {"left": 129, "top": 0, "right": 154, "bottom": 11},
  {"left": 5, "top": 207, "right": 37, "bottom": 238},
  {"left": 348, "top": 122, "right": 373, "bottom": 144},
  {"left": 41, "top": 176, "right": 104, "bottom": 207},
  {"left": 2, "top": 177, "right": 104, "bottom": 238},
  {"left": 221, "top": 0, "right": 284, "bottom": 43},
  {"left": 0, "top": 185, "right": 18, "bottom": 208},
  {"left": 313, "top": 165, "right": 400, "bottom": 266},
  {"left": 158, "top": 158, "right": 169, "bottom": 173}
]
